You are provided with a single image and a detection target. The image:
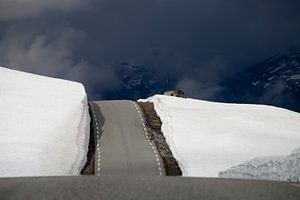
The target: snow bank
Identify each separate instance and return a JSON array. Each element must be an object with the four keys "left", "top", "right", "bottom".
[
  {"left": 139, "top": 95, "right": 300, "bottom": 180},
  {"left": 0, "top": 67, "right": 90, "bottom": 177},
  {"left": 219, "top": 148, "right": 300, "bottom": 182}
]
